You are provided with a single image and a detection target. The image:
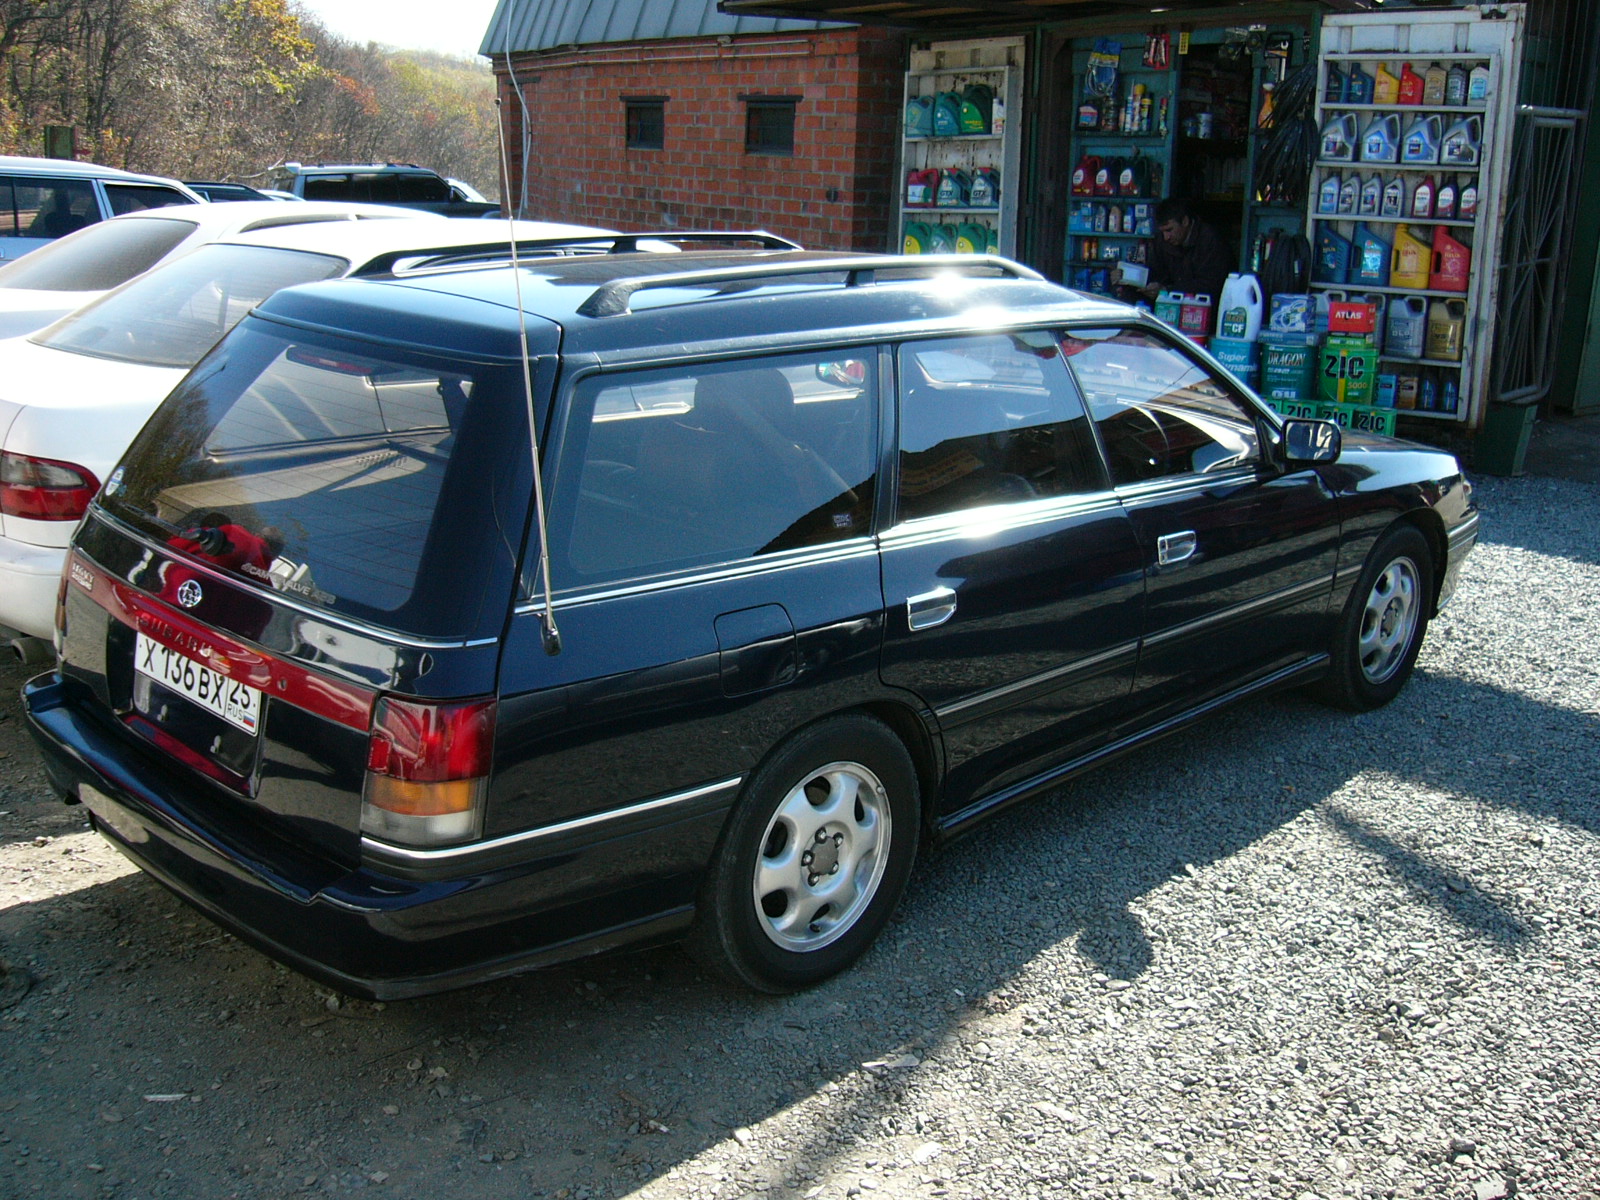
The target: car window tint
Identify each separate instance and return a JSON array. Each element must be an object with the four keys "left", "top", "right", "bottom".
[
  {"left": 895, "top": 332, "right": 1104, "bottom": 523},
  {"left": 2, "top": 178, "right": 99, "bottom": 239},
  {"left": 552, "top": 353, "right": 877, "bottom": 587},
  {"left": 32, "top": 244, "right": 345, "bottom": 368},
  {"left": 301, "top": 175, "right": 351, "bottom": 201},
  {"left": 104, "top": 184, "right": 192, "bottom": 215},
  {"left": 1062, "top": 326, "right": 1262, "bottom": 485},
  {"left": 0, "top": 216, "right": 196, "bottom": 291},
  {"left": 396, "top": 174, "right": 449, "bottom": 204}
]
